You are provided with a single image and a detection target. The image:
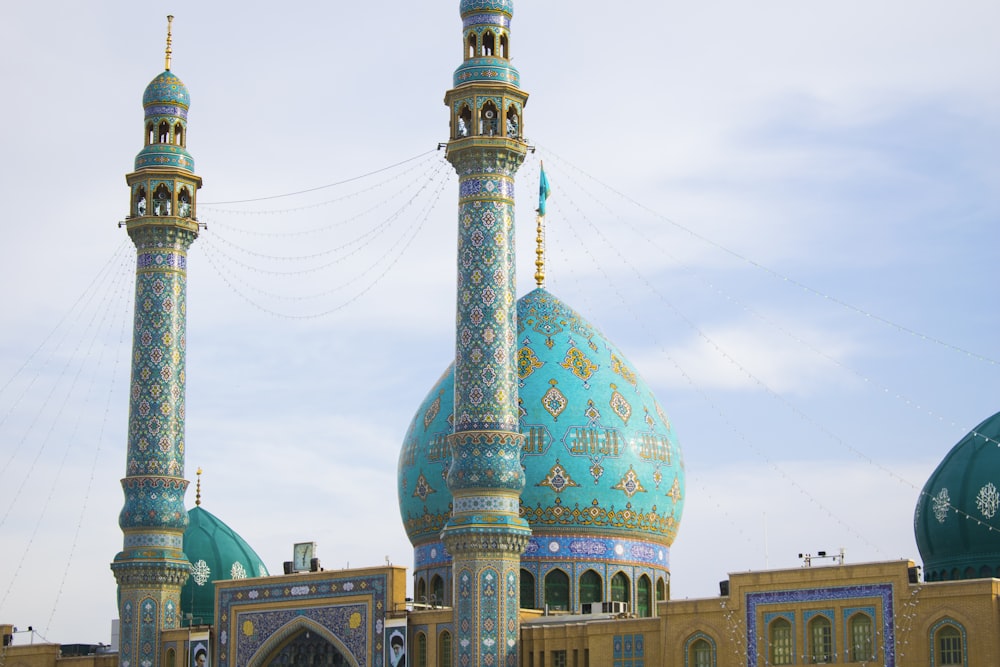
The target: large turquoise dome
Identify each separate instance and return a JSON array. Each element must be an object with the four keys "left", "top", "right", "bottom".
[
  {"left": 181, "top": 506, "right": 269, "bottom": 626},
  {"left": 398, "top": 288, "right": 684, "bottom": 612},
  {"left": 915, "top": 410, "right": 1000, "bottom": 581}
]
